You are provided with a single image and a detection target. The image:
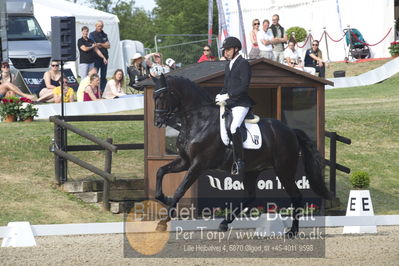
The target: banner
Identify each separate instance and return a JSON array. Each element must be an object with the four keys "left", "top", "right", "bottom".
[
  {"left": 236, "top": 0, "right": 247, "bottom": 57},
  {"left": 208, "top": 0, "right": 214, "bottom": 45},
  {"left": 20, "top": 69, "right": 78, "bottom": 95},
  {"left": 216, "top": 0, "right": 229, "bottom": 43}
]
